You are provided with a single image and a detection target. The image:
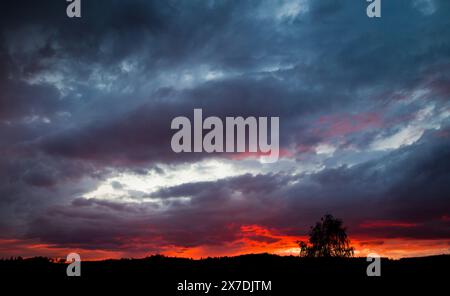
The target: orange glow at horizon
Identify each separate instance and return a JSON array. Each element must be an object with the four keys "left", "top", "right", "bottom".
[{"left": 1, "top": 225, "right": 449, "bottom": 261}]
